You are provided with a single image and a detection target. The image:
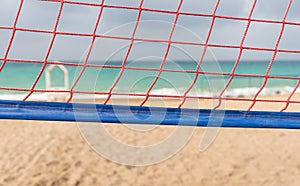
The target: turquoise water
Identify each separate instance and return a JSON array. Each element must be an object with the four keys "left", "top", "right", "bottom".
[{"left": 0, "top": 60, "right": 299, "bottom": 97}]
